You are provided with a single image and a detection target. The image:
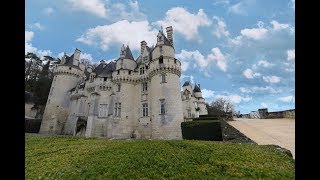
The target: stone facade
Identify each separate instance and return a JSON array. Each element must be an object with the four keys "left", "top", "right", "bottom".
[{"left": 39, "top": 26, "right": 207, "bottom": 139}]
